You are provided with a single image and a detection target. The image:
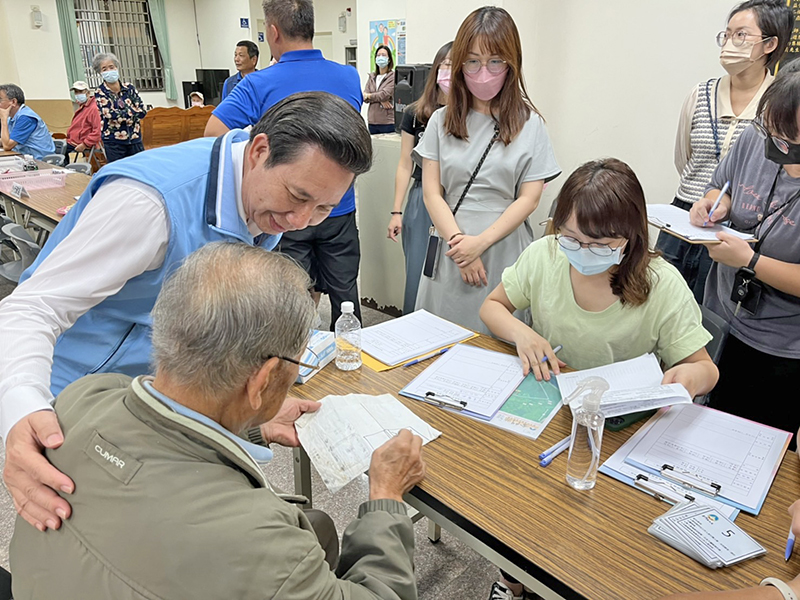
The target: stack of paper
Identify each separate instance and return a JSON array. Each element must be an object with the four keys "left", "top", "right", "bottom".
[
  {"left": 295, "top": 393, "right": 441, "bottom": 493},
  {"left": 557, "top": 354, "right": 692, "bottom": 417},
  {"left": 361, "top": 310, "right": 474, "bottom": 367},
  {"left": 400, "top": 344, "right": 525, "bottom": 420},
  {"left": 649, "top": 502, "right": 765, "bottom": 568},
  {"left": 647, "top": 203, "right": 755, "bottom": 243}
]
